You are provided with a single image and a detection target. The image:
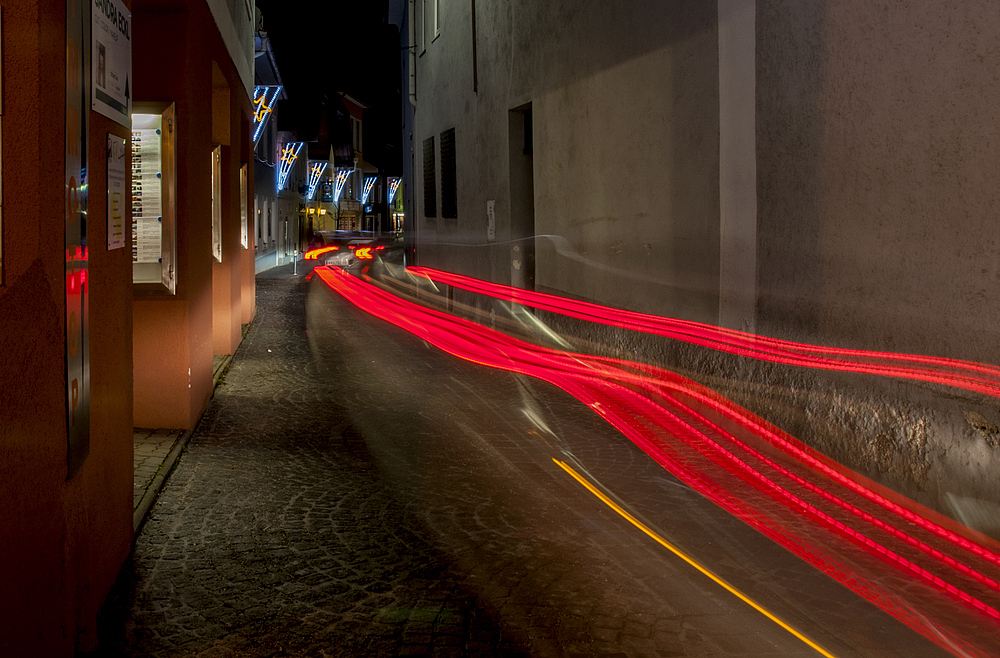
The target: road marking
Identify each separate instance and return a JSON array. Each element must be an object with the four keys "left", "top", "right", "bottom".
[{"left": 553, "top": 458, "right": 837, "bottom": 658}]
